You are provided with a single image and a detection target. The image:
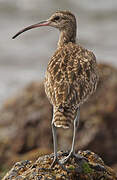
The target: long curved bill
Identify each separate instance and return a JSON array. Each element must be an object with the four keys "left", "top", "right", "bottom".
[{"left": 12, "top": 20, "right": 50, "bottom": 39}]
